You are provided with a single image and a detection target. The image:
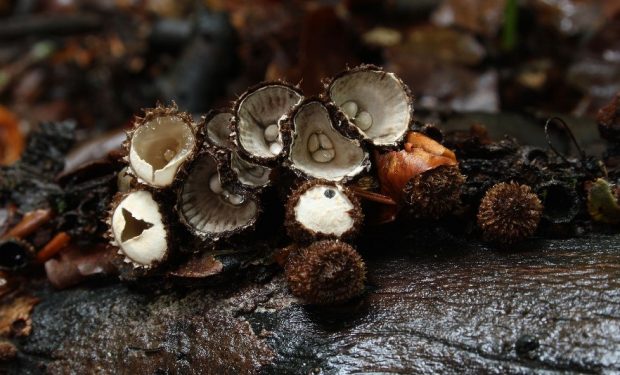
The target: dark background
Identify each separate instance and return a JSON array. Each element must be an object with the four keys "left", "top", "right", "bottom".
[{"left": 0, "top": 0, "right": 619, "bottom": 165}]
